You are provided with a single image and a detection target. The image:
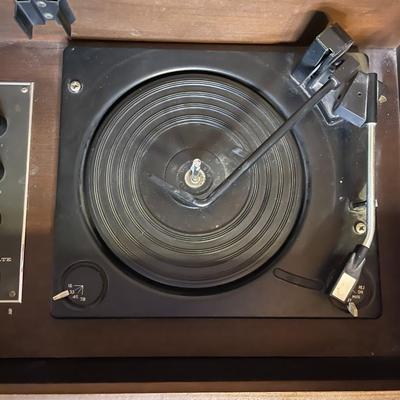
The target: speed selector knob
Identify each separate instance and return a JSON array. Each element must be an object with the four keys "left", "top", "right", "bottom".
[
  {"left": 0, "top": 160, "right": 4, "bottom": 181},
  {"left": 53, "top": 263, "right": 107, "bottom": 307},
  {"left": 0, "top": 116, "right": 7, "bottom": 136}
]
